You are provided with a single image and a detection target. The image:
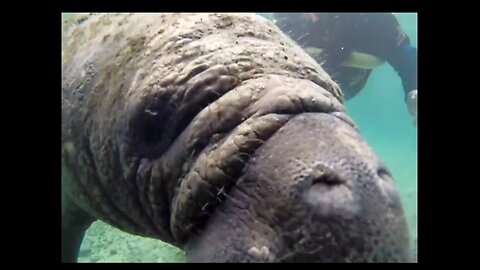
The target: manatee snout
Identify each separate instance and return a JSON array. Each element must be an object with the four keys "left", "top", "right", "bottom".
[{"left": 186, "top": 112, "right": 410, "bottom": 262}]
